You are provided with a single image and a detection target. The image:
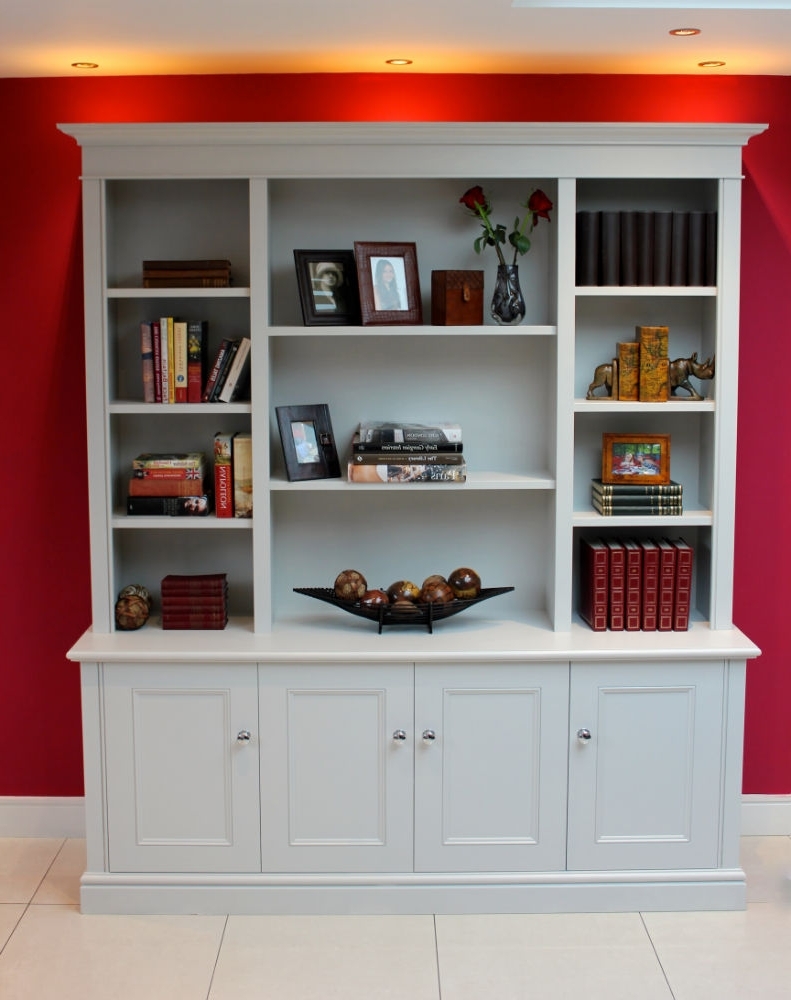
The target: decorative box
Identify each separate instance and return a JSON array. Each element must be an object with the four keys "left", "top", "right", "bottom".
[{"left": 431, "top": 270, "right": 484, "bottom": 325}]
